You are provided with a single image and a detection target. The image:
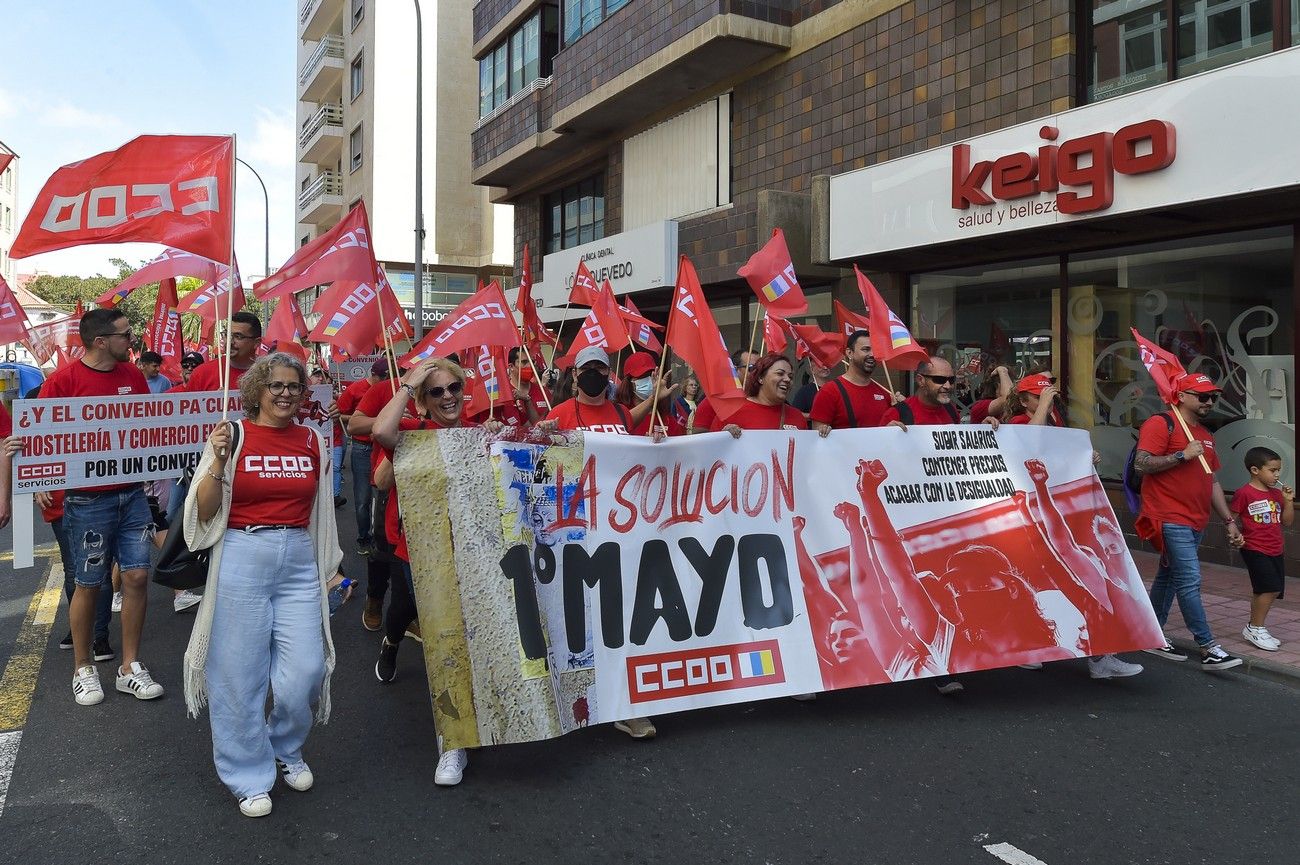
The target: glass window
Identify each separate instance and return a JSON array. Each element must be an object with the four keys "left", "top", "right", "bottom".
[
  {"left": 510, "top": 29, "right": 525, "bottom": 95},
  {"left": 1293, "top": 0, "right": 1299, "bottom": 44},
  {"left": 493, "top": 43, "right": 508, "bottom": 108},
  {"left": 607, "top": 0, "right": 631, "bottom": 13},
  {"left": 1089, "top": 2, "right": 1168, "bottom": 101},
  {"left": 479, "top": 56, "right": 494, "bottom": 117},
  {"left": 349, "top": 124, "right": 363, "bottom": 171},
  {"left": 1177, "top": 0, "right": 1272, "bottom": 77},
  {"left": 350, "top": 52, "right": 364, "bottom": 101},
  {"left": 563, "top": 0, "right": 581, "bottom": 44},
  {"left": 1066, "top": 227, "right": 1294, "bottom": 488},
  {"left": 523, "top": 15, "right": 541, "bottom": 84},
  {"left": 351, "top": 0, "right": 364, "bottom": 29},
  {"left": 545, "top": 174, "right": 606, "bottom": 252}
]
